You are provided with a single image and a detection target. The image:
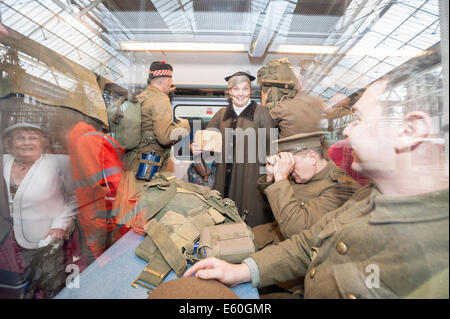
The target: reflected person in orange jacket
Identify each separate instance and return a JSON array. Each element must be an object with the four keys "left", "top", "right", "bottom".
[{"left": 67, "top": 122, "right": 129, "bottom": 260}]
